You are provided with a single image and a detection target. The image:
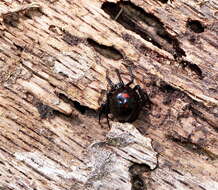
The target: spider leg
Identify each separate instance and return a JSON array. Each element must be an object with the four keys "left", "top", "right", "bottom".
[
  {"left": 99, "top": 93, "right": 111, "bottom": 128},
  {"left": 106, "top": 93, "right": 111, "bottom": 128},
  {"left": 115, "top": 69, "right": 124, "bottom": 86},
  {"left": 106, "top": 112, "right": 111, "bottom": 128},
  {"left": 133, "top": 85, "right": 151, "bottom": 108},
  {"left": 98, "top": 103, "right": 108, "bottom": 125},
  {"left": 106, "top": 70, "right": 115, "bottom": 88},
  {"left": 126, "top": 66, "right": 134, "bottom": 86}
]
